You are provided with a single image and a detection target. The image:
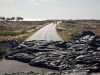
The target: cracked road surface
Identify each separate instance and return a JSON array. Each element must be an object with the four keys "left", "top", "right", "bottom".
[{"left": 25, "top": 23, "right": 63, "bottom": 41}]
